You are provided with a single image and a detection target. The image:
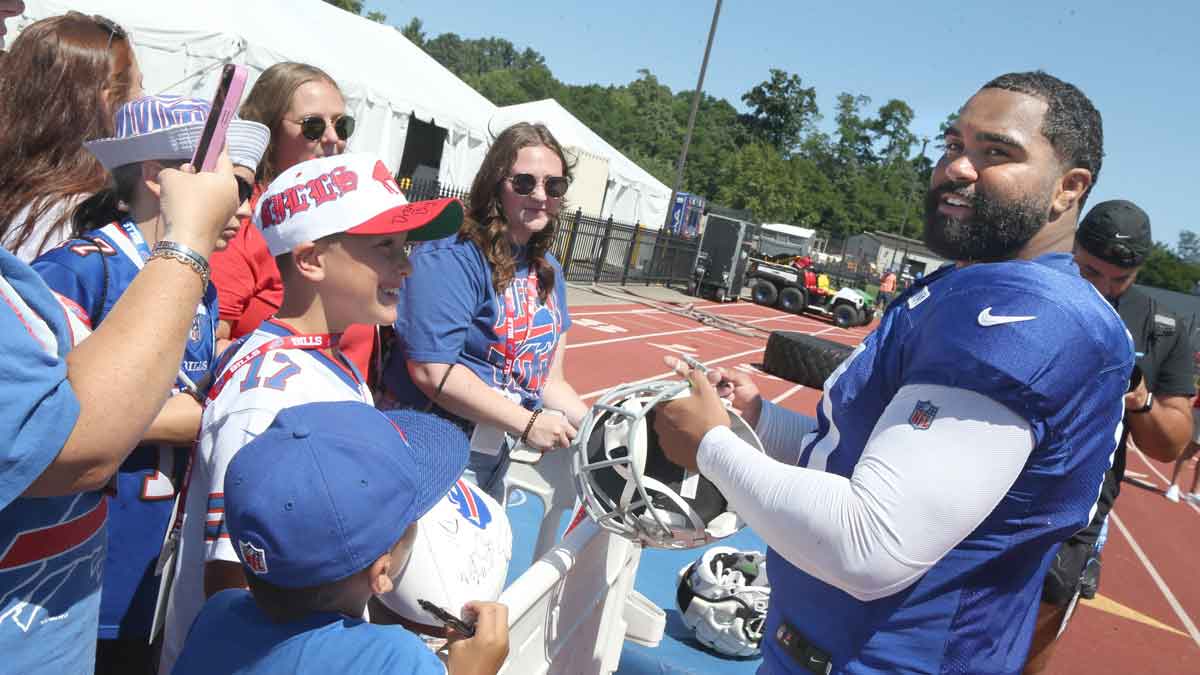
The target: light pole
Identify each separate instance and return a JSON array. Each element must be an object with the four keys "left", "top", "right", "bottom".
[{"left": 663, "top": 0, "right": 722, "bottom": 233}]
